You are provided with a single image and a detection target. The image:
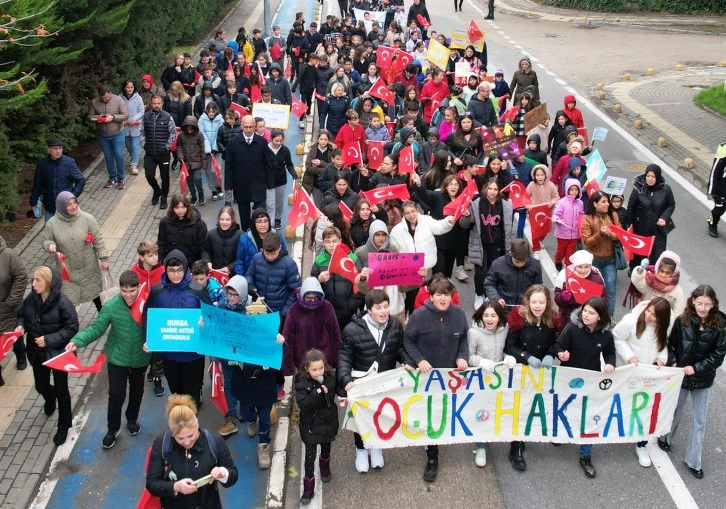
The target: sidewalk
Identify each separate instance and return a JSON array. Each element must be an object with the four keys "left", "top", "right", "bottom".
[{"left": 493, "top": 0, "right": 726, "bottom": 34}]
